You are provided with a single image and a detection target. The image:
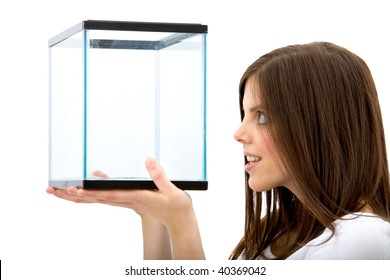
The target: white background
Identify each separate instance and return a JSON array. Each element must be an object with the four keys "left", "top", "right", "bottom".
[{"left": 0, "top": 0, "right": 389, "bottom": 279}]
